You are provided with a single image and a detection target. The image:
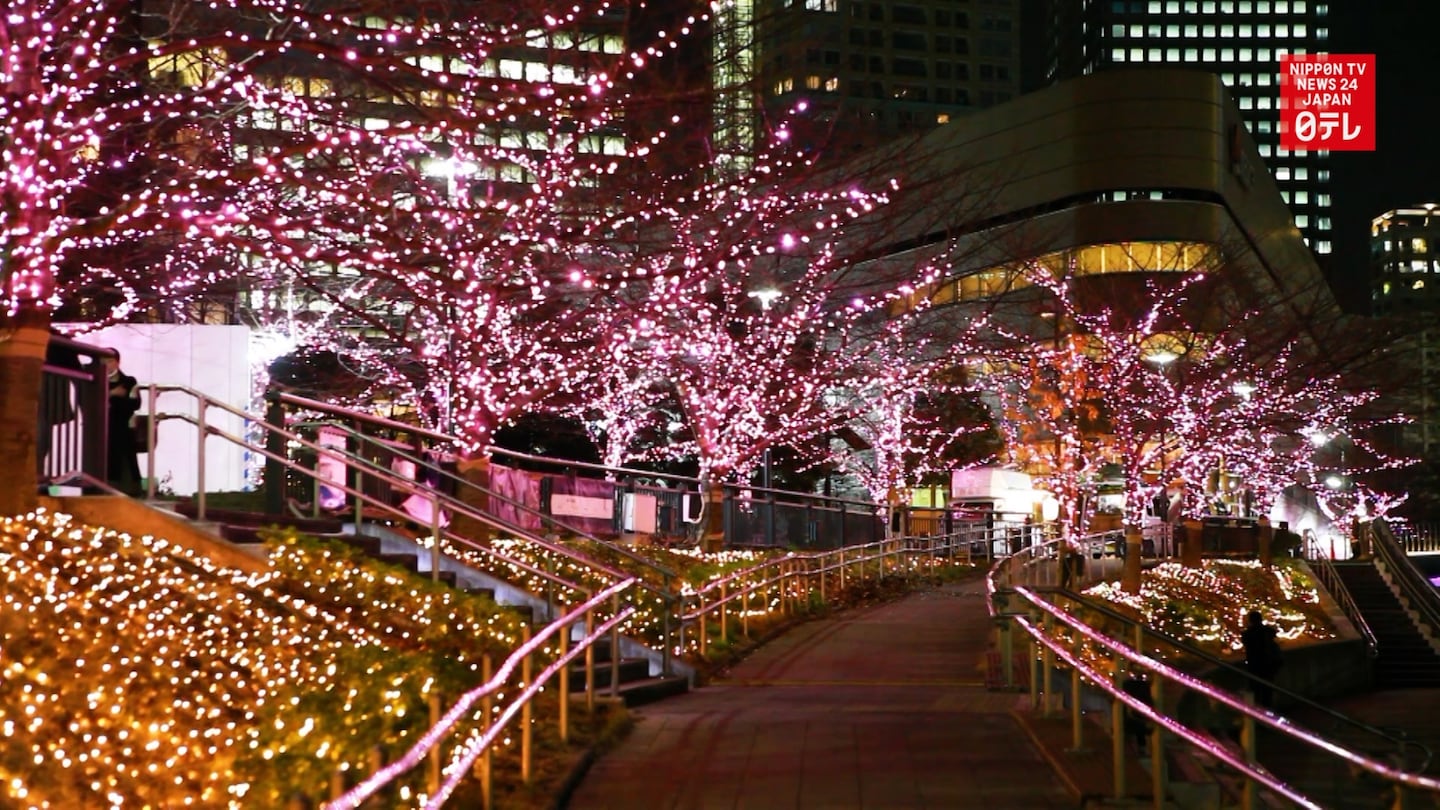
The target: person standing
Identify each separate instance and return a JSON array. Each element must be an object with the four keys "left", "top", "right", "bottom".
[
  {"left": 104, "top": 349, "right": 143, "bottom": 494},
  {"left": 1240, "top": 610, "right": 1283, "bottom": 708}
]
